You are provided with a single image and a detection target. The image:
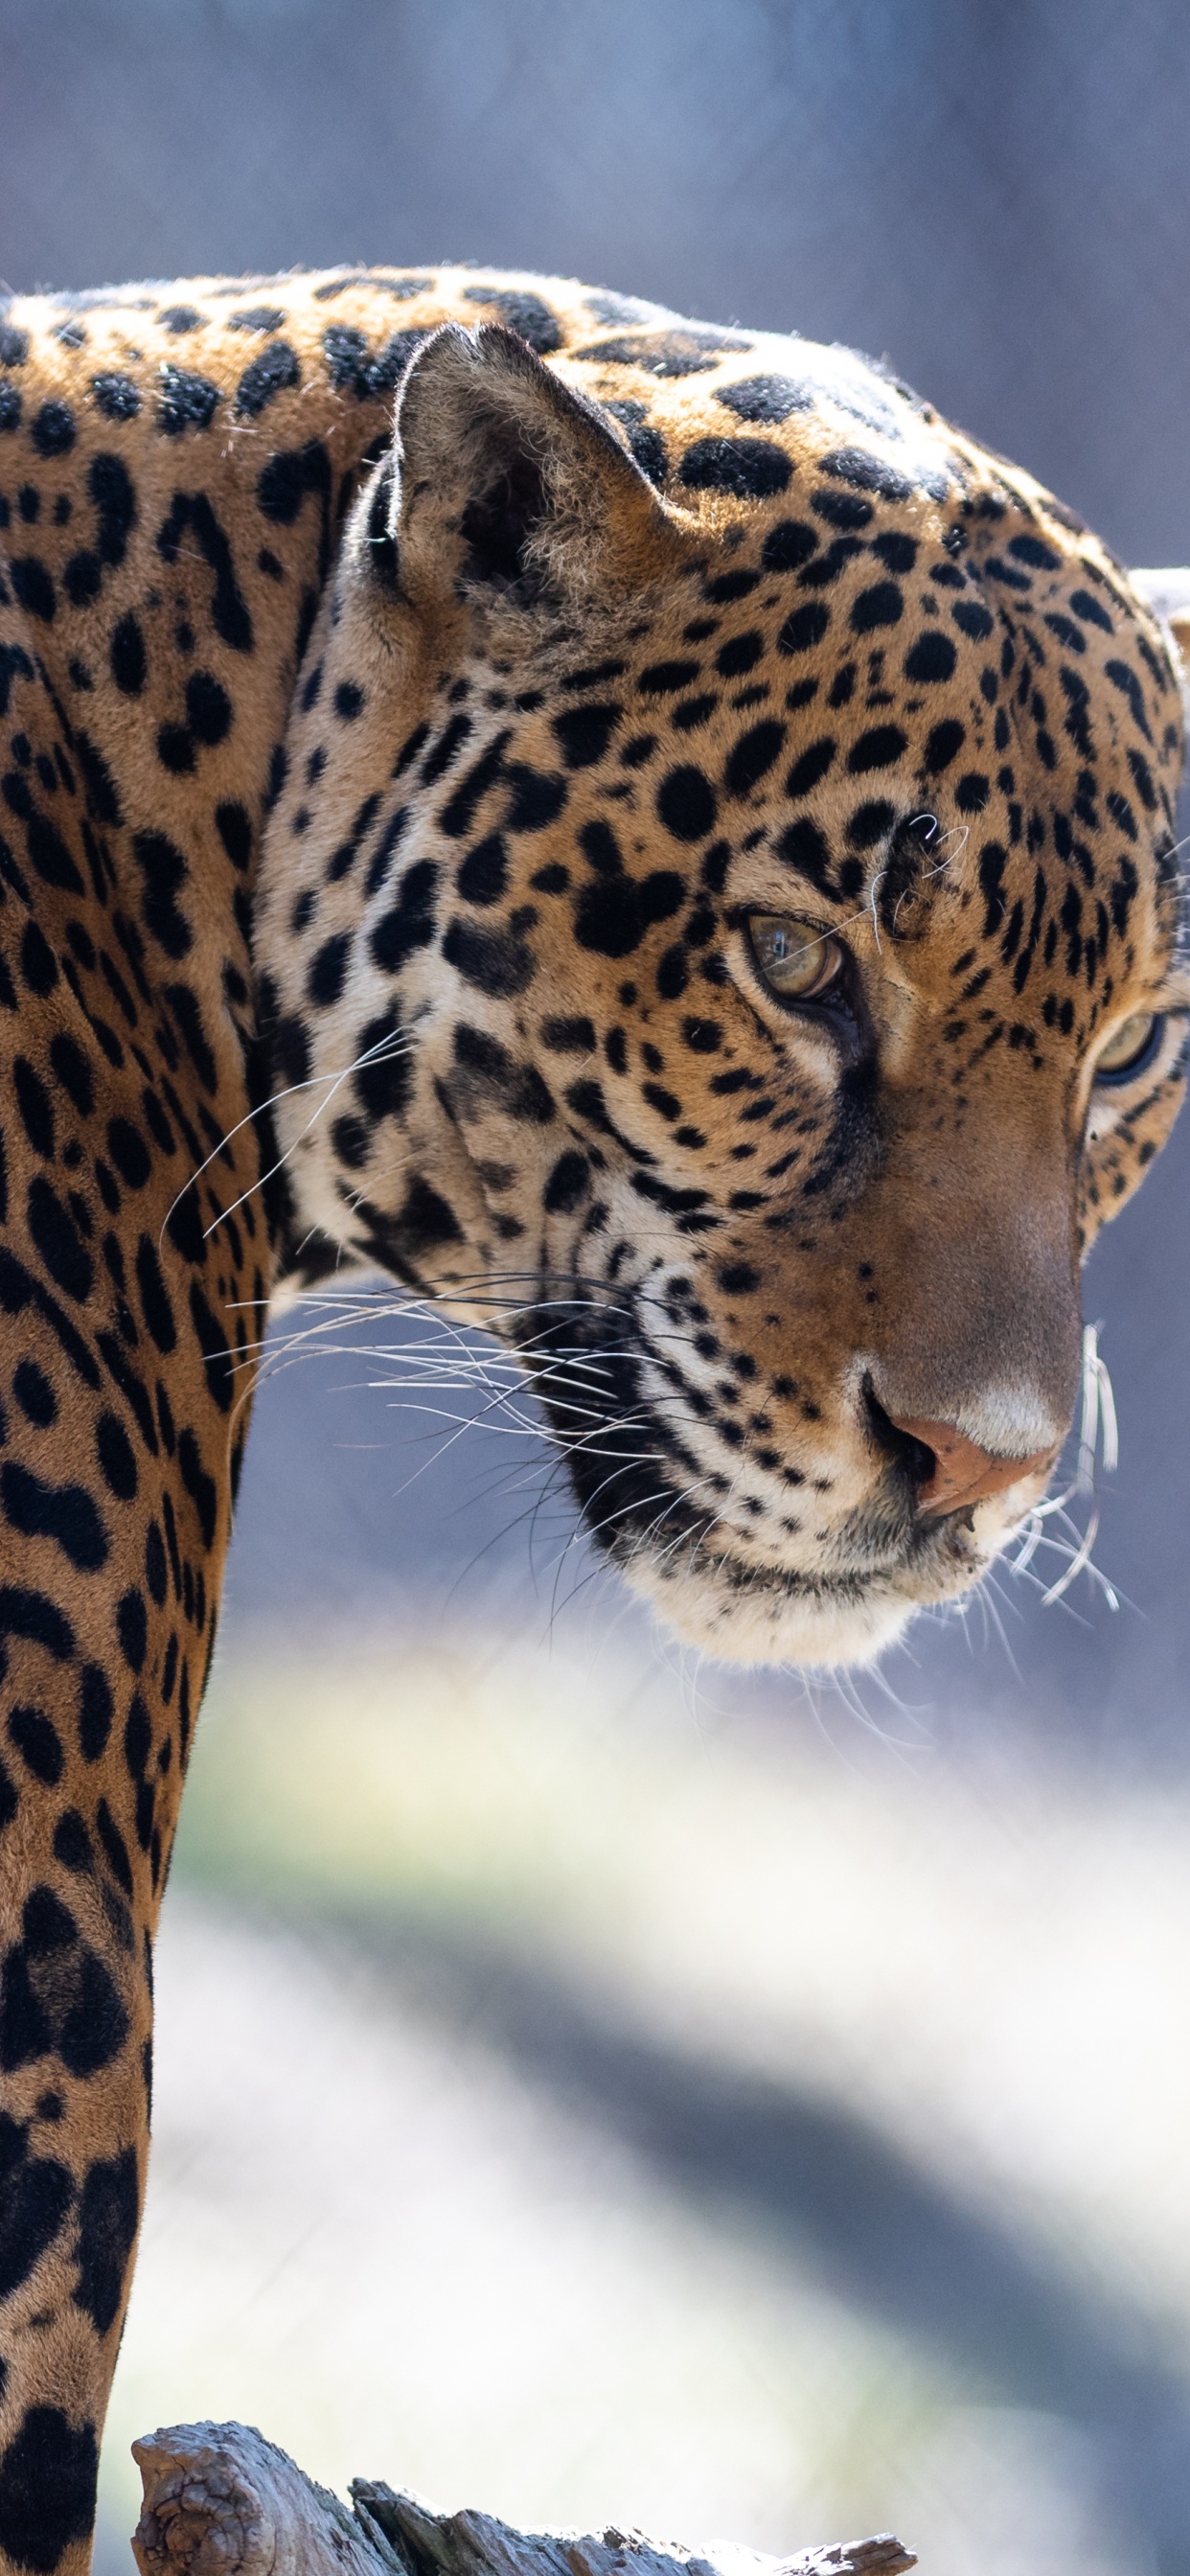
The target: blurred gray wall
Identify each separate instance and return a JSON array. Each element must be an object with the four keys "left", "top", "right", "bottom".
[{"left": 4, "top": 0, "right": 1190, "bottom": 1755}]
